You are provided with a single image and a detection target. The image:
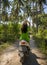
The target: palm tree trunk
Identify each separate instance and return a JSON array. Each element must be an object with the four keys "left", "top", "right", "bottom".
[
  {"left": 36, "top": 1, "right": 38, "bottom": 32},
  {"left": 0, "top": 0, "right": 2, "bottom": 23},
  {"left": 32, "top": 1, "right": 34, "bottom": 27},
  {"left": 38, "top": 0, "right": 43, "bottom": 13}
]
